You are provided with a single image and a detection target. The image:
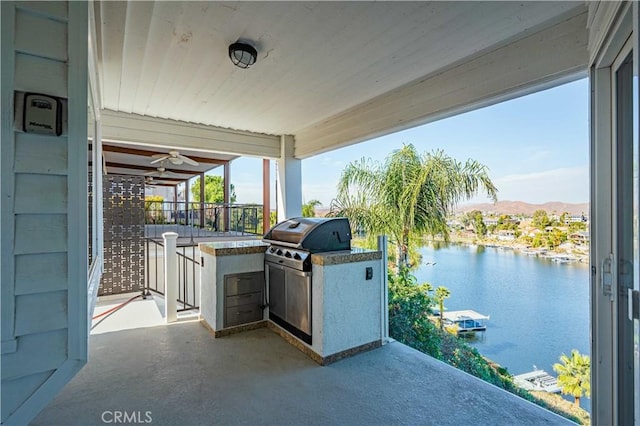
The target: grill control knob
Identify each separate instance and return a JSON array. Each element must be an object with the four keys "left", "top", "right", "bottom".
[
  {"left": 269, "top": 247, "right": 276, "bottom": 253},
  {"left": 293, "top": 253, "right": 302, "bottom": 260},
  {"left": 285, "top": 251, "right": 292, "bottom": 258},
  {"left": 276, "top": 249, "right": 283, "bottom": 255}
]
